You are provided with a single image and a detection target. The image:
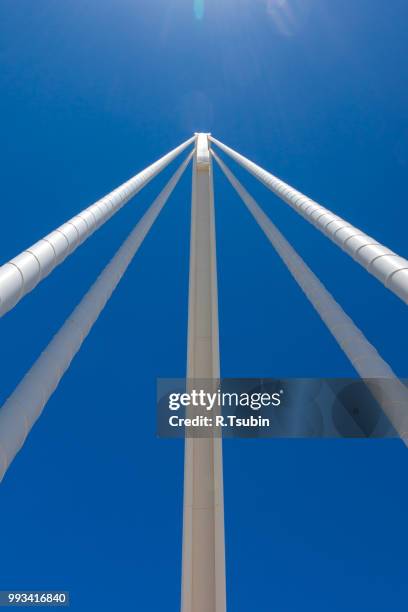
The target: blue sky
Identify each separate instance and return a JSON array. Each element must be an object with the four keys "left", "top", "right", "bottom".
[{"left": 0, "top": 0, "right": 408, "bottom": 610}]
